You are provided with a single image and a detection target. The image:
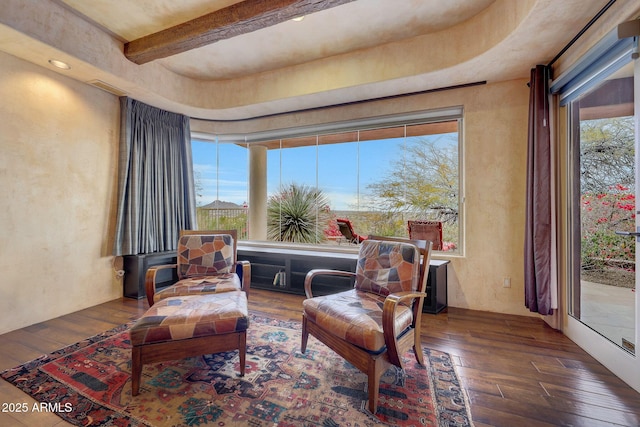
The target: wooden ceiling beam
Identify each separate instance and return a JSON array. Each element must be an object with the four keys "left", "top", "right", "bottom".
[{"left": 125, "top": 0, "right": 355, "bottom": 65}]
